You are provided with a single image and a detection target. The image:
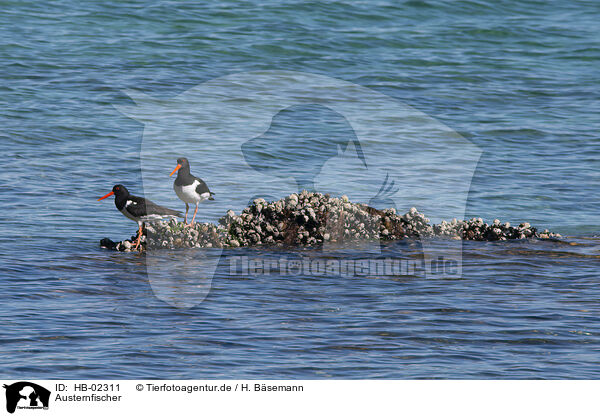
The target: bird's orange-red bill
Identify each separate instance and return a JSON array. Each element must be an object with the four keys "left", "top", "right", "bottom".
[
  {"left": 170, "top": 164, "right": 182, "bottom": 176},
  {"left": 98, "top": 191, "right": 114, "bottom": 201}
]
